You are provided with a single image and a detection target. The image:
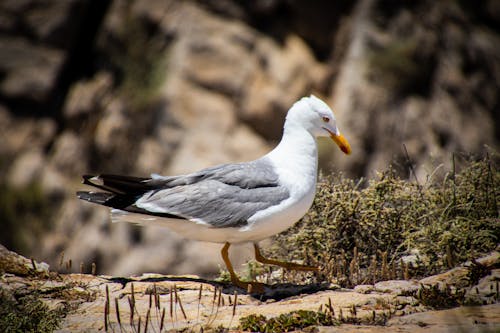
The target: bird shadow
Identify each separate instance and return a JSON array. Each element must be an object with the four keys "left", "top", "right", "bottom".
[{"left": 105, "top": 275, "right": 332, "bottom": 301}]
